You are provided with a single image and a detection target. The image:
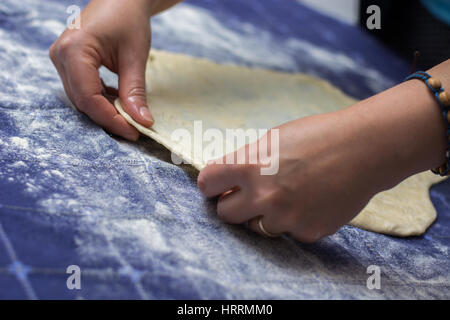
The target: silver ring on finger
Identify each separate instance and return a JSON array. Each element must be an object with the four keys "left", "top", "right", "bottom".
[{"left": 257, "top": 216, "right": 281, "bottom": 238}]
